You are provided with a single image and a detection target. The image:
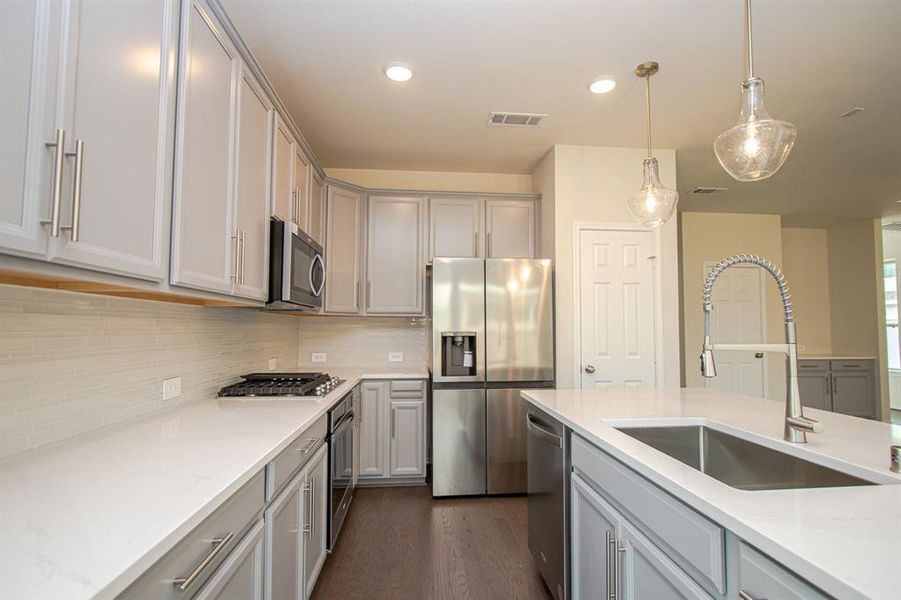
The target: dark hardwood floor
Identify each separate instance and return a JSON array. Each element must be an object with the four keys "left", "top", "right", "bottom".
[{"left": 311, "top": 485, "right": 552, "bottom": 600}]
